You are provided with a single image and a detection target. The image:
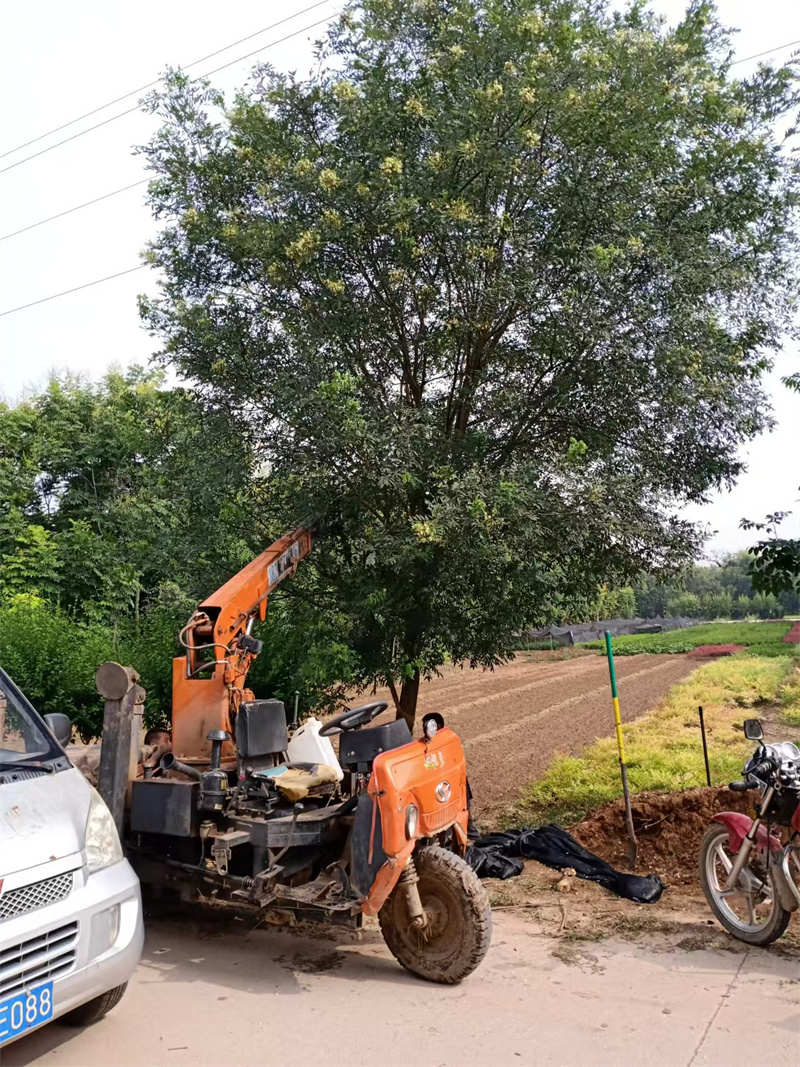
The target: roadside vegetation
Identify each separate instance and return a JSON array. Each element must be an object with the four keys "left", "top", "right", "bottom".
[
  {"left": 512, "top": 655, "right": 800, "bottom": 828},
  {"left": 582, "top": 620, "right": 793, "bottom": 656}
]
